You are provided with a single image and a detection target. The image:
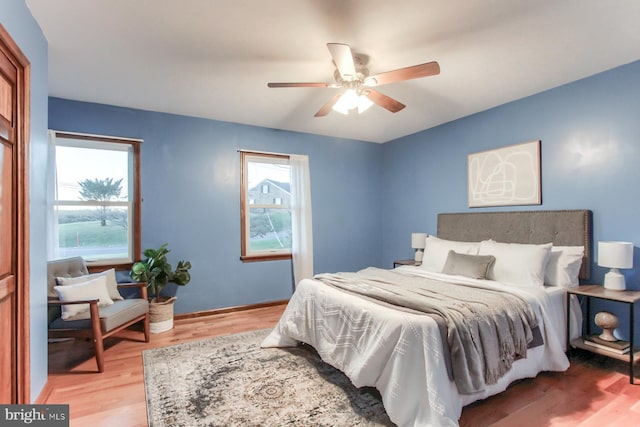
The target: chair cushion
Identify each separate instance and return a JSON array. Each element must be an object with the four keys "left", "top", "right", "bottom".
[
  {"left": 53, "top": 275, "right": 114, "bottom": 320},
  {"left": 47, "top": 256, "right": 89, "bottom": 297},
  {"left": 49, "top": 299, "right": 149, "bottom": 333},
  {"left": 48, "top": 257, "right": 90, "bottom": 324}
]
